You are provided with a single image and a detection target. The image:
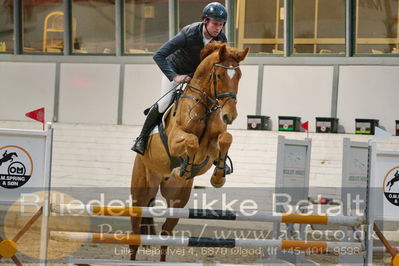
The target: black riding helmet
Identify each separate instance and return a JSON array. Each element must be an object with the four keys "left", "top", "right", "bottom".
[{"left": 202, "top": 2, "right": 227, "bottom": 23}]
